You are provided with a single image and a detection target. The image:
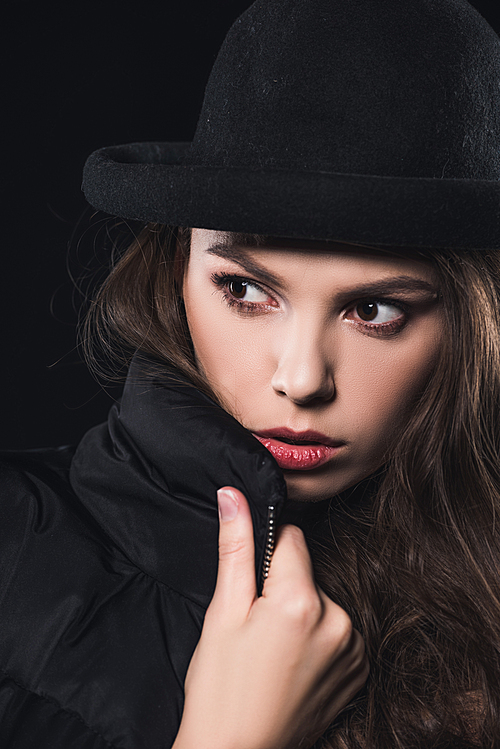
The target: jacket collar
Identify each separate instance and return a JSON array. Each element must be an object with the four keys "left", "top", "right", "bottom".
[{"left": 70, "top": 361, "right": 287, "bottom": 608}]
